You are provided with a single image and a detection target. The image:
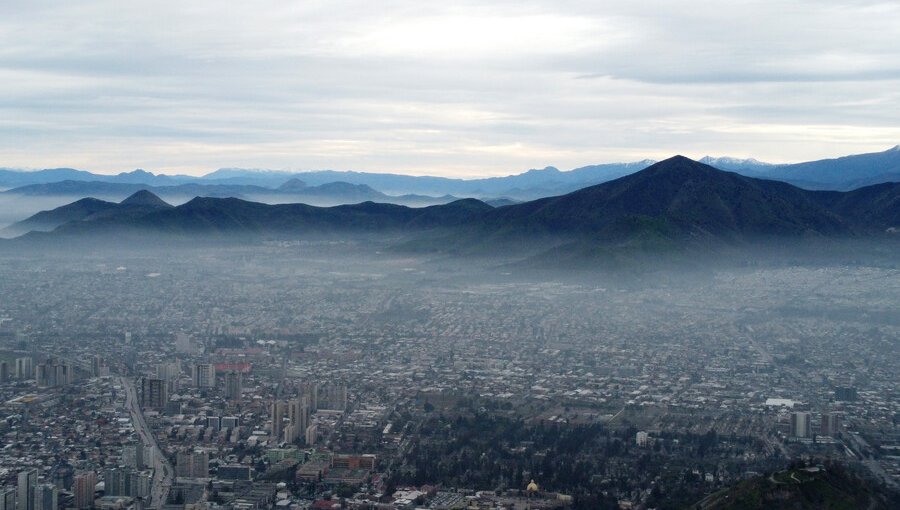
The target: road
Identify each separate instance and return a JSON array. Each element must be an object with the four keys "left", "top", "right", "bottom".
[{"left": 120, "top": 377, "right": 174, "bottom": 508}]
